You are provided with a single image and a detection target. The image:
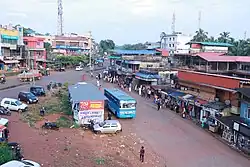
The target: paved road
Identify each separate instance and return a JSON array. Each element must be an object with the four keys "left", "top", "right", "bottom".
[
  {"left": 89, "top": 72, "right": 250, "bottom": 167},
  {"left": 1, "top": 69, "right": 250, "bottom": 167}
]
